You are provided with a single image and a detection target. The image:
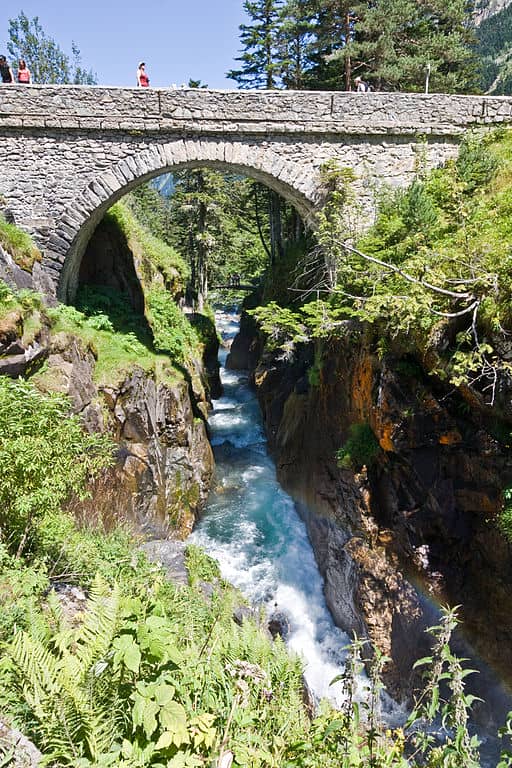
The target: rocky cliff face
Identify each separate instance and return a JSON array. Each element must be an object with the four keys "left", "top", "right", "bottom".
[
  {"left": 475, "top": 0, "right": 512, "bottom": 25},
  {"left": 233, "top": 317, "right": 512, "bottom": 704},
  {"left": 35, "top": 332, "right": 214, "bottom": 539},
  {"left": 0, "top": 219, "right": 216, "bottom": 538}
]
